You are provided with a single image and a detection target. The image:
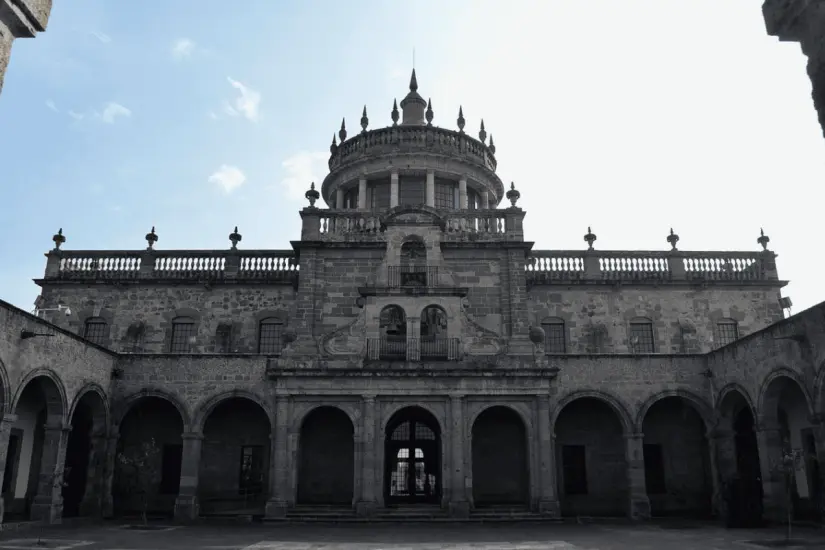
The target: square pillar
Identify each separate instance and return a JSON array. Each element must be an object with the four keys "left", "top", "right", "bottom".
[
  {"left": 78, "top": 431, "right": 109, "bottom": 517},
  {"left": 625, "top": 432, "right": 650, "bottom": 520},
  {"left": 31, "top": 422, "right": 71, "bottom": 524},
  {"left": 811, "top": 418, "right": 825, "bottom": 519},
  {"left": 458, "top": 178, "right": 468, "bottom": 209},
  {"left": 425, "top": 170, "right": 435, "bottom": 208},
  {"left": 335, "top": 187, "right": 344, "bottom": 209},
  {"left": 0, "top": 414, "right": 17, "bottom": 523},
  {"left": 356, "top": 395, "right": 378, "bottom": 517},
  {"left": 390, "top": 171, "right": 399, "bottom": 208},
  {"left": 537, "top": 395, "right": 560, "bottom": 516},
  {"left": 756, "top": 424, "right": 787, "bottom": 523},
  {"left": 173, "top": 432, "right": 202, "bottom": 521},
  {"left": 265, "top": 397, "right": 290, "bottom": 518},
  {"left": 448, "top": 395, "right": 469, "bottom": 518},
  {"left": 358, "top": 178, "right": 367, "bottom": 210},
  {"left": 100, "top": 433, "right": 118, "bottom": 518},
  {"left": 710, "top": 428, "right": 737, "bottom": 519}
]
